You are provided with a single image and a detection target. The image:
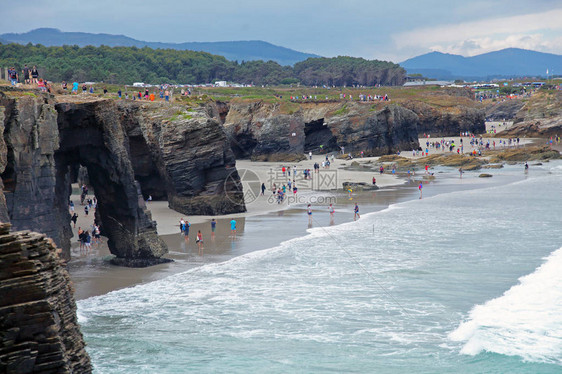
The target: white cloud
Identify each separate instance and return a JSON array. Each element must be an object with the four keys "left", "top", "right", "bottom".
[{"left": 394, "top": 8, "right": 562, "bottom": 56}]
